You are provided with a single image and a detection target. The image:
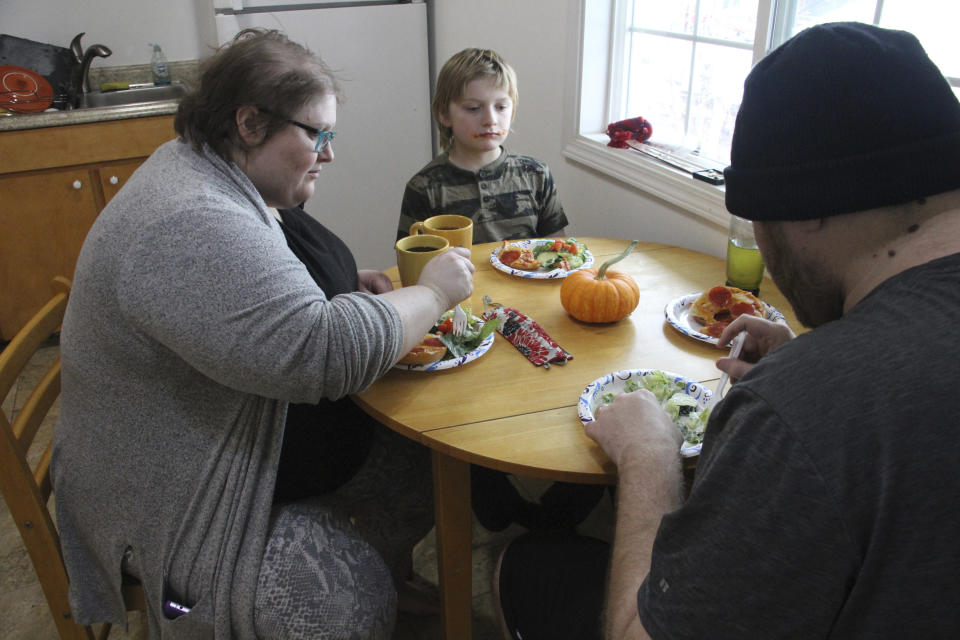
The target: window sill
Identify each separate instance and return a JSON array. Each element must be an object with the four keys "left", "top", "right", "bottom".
[{"left": 562, "top": 134, "right": 730, "bottom": 228}]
